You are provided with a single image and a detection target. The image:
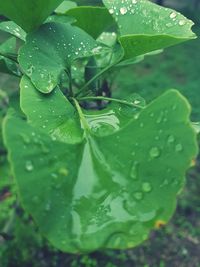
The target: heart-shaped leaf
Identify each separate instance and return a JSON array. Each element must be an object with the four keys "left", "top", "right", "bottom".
[
  {"left": 103, "top": 0, "right": 196, "bottom": 58},
  {"left": 18, "top": 22, "right": 101, "bottom": 93},
  {"left": 3, "top": 90, "right": 198, "bottom": 253},
  {"left": 0, "top": 0, "right": 64, "bottom": 32},
  {"left": 66, "top": 6, "right": 115, "bottom": 39}
]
